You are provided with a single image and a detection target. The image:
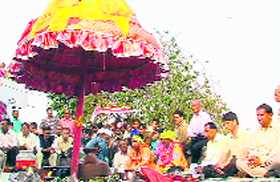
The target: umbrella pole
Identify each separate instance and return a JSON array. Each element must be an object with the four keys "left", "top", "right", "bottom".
[{"left": 71, "top": 73, "right": 85, "bottom": 177}]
